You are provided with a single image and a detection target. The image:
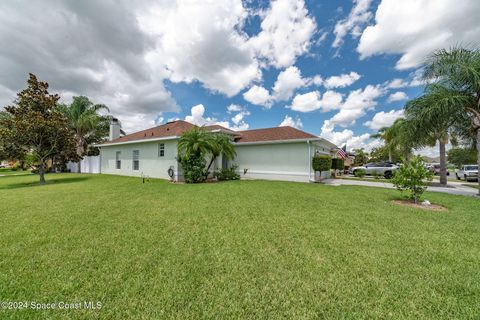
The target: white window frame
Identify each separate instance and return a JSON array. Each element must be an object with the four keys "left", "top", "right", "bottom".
[
  {"left": 158, "top": 143, "right": 165, "bottom": 157},
  {"left": 132, "top": 150, "right": 139, "bottom": 170},
  {"left": 115, "top": 151, "right": 121, "bottom": 169}
]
